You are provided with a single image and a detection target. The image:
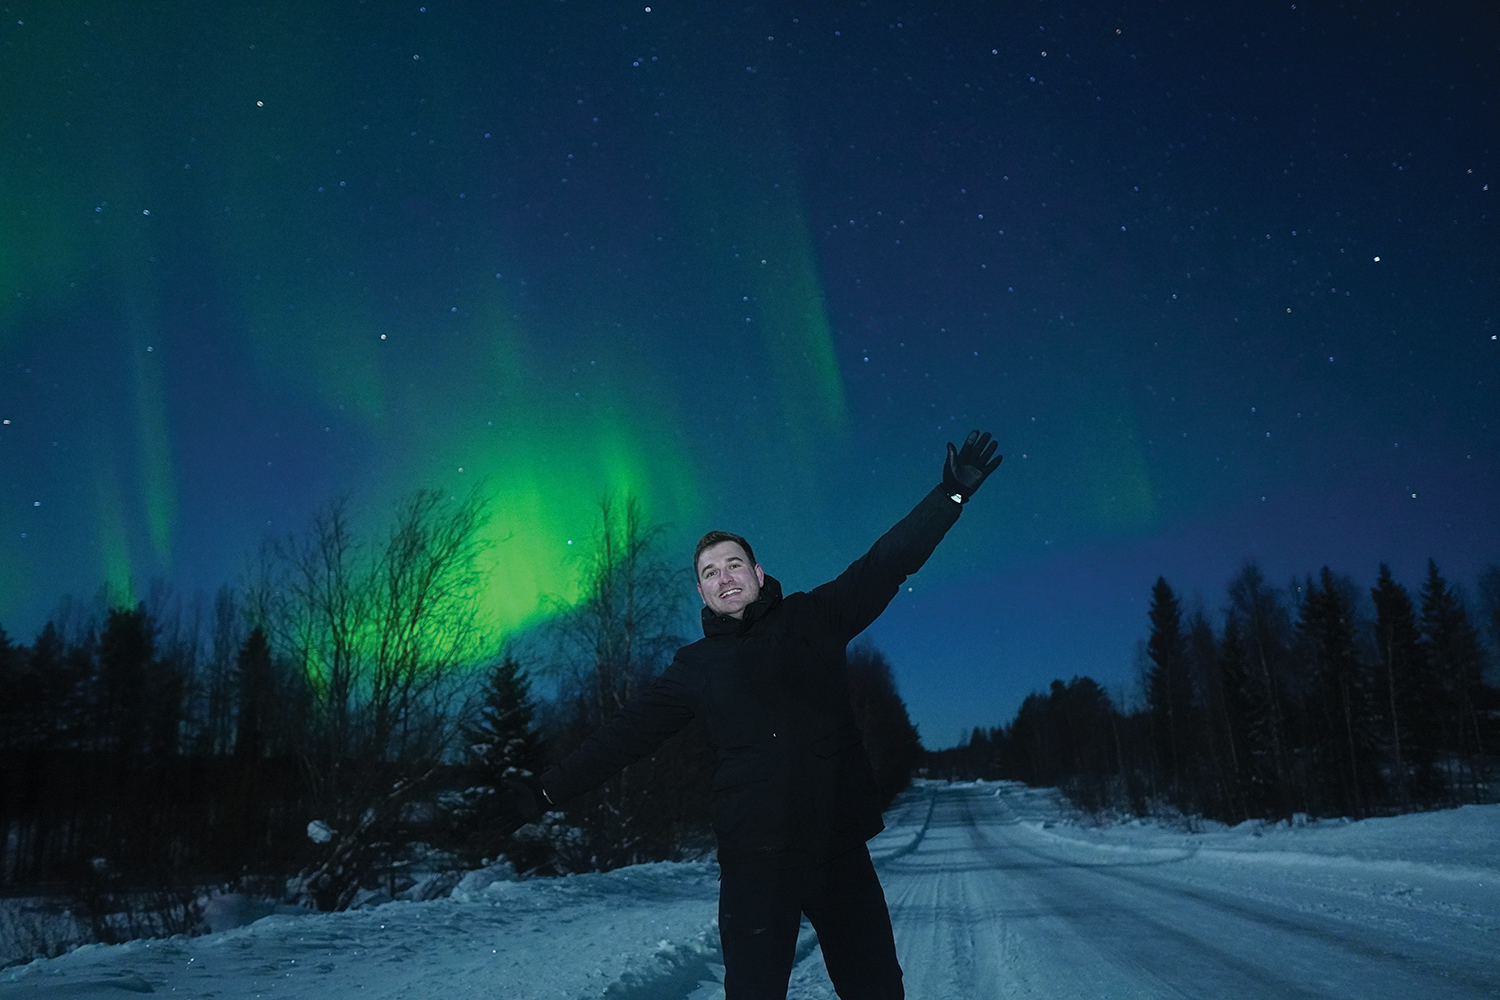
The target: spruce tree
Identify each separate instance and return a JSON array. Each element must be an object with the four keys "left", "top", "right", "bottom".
[
  {"left": 27, "top": 622, "right": 73, "bottom": 748},
  {"left": 1054, "top": 676, "right": 1117, "bottom": 811},
  {"left": 0, "top": 627, "right": 19, "bottom": 751},
  {"left": 0, "top": 626, "right": 20, "bottom": 870},
  {"left": 1297, "top": 569, "right": 1378, "bottom": 817},
  {"left": 1005, "top": 691, "right": 1051, "bottom": 787},
  {"left": 1371, "top": 565, "right": 1441, "bottom": 805},
  {"left": 1226, "top": 564, "right": 1294, "bottom": 816},
  {"left": 847, "top": 644, "right": 923, "bottom": 809},
  {"left": 467, "top": 655, "right": 546, "bottom": 783},
  {"left": 1479, "top": 565, "right": 1500, "bottom": 670},
  {"left": 97, "top": 606, "right": 155, "bottom": 762},
  {"left": 456, "top": 655, "right": 548, "bottom": 864},
  {"left": 235, "top": 627, "right": 275, "bottom": 760},
  {"left": 1215, "top": 618, "right": 1266, "bottom": 819},
  {"left": 1419, "top": 560, "right": 1488, "bottom": 798},
  {"left": 1185, "top": 611, "right": 1220, "bottom": 815},
  {"left": 1146, "top": 577, "right": 1192, "bottom": 806}
]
